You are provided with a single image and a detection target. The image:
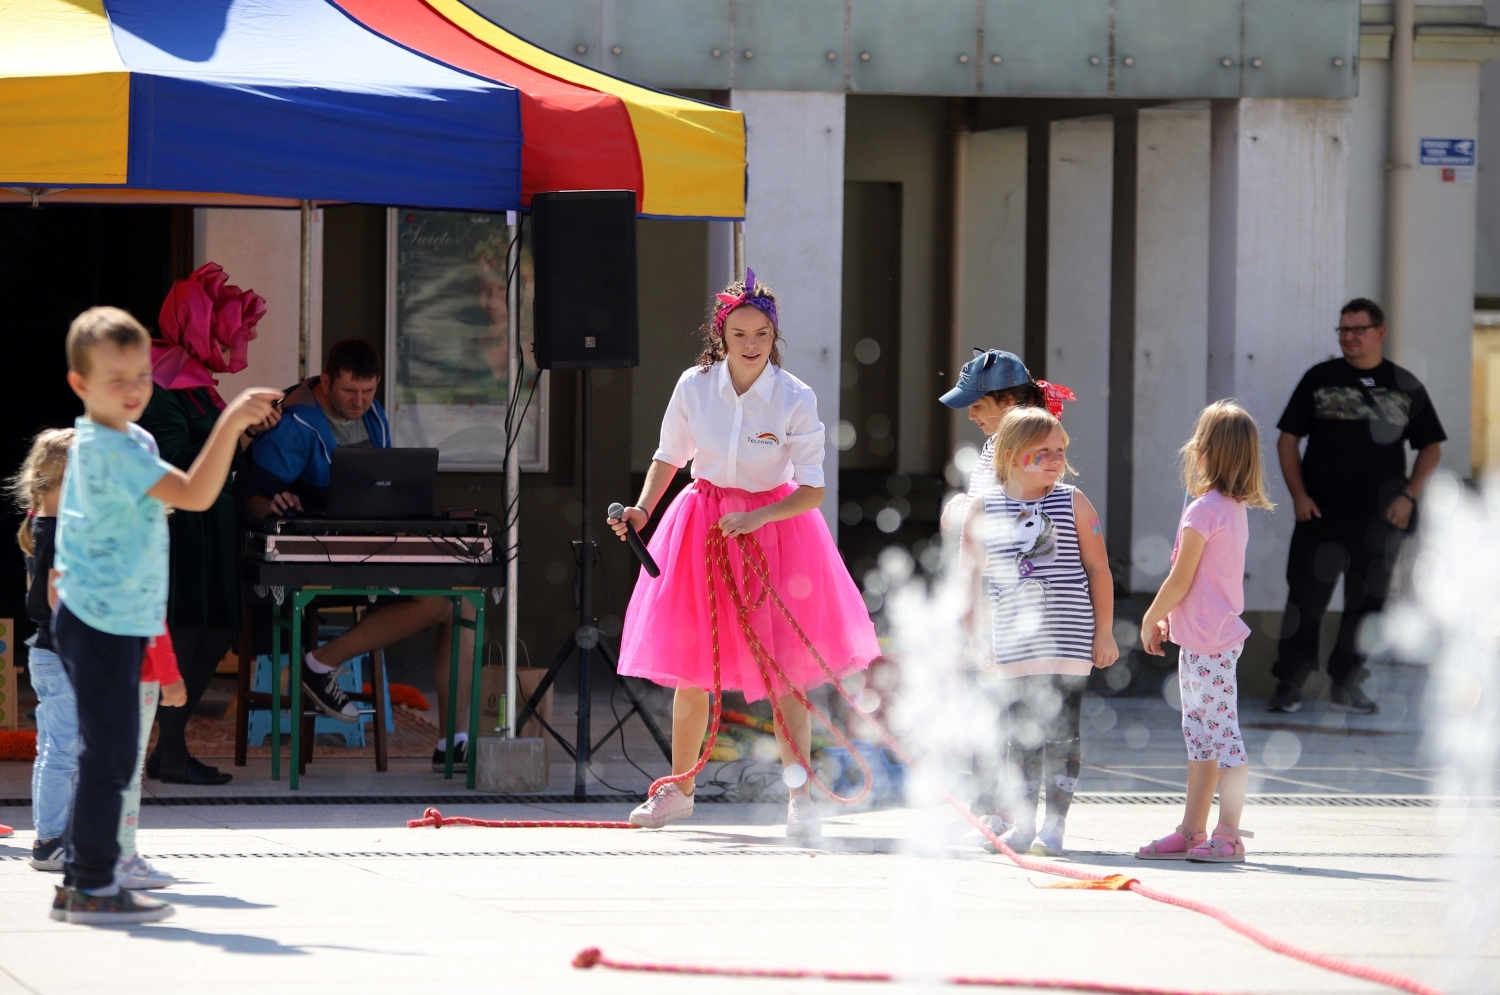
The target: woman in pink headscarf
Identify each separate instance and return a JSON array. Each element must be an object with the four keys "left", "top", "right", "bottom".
[{"left": 138, "top": 263, "right": 278, "bottom": 786}]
